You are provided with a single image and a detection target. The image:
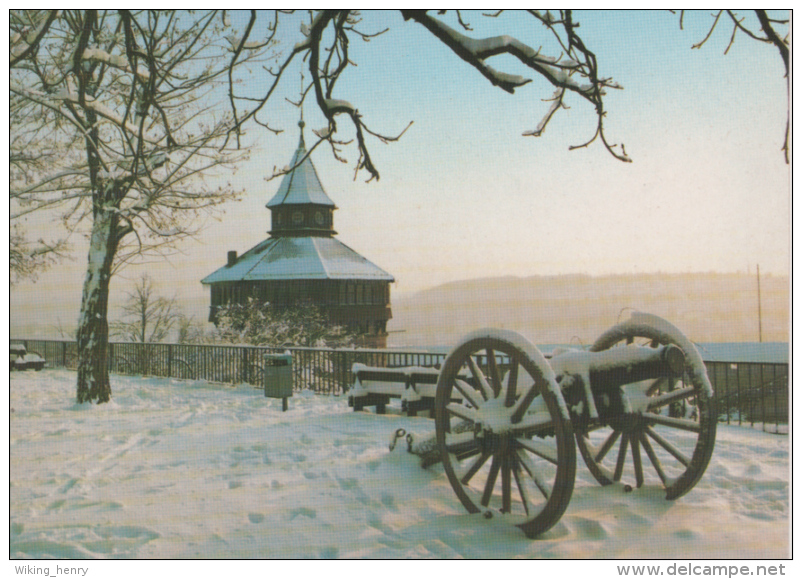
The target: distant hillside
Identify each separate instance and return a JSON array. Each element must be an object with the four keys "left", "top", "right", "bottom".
[{"left": 387, "top": 273, "right": 789, "bottom": 348}]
